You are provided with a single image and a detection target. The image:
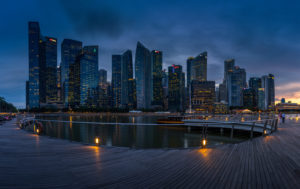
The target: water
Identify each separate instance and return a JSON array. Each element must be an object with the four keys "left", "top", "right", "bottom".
[{"left": 29, "top": 114, "right": 250, "bottom": 149}]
